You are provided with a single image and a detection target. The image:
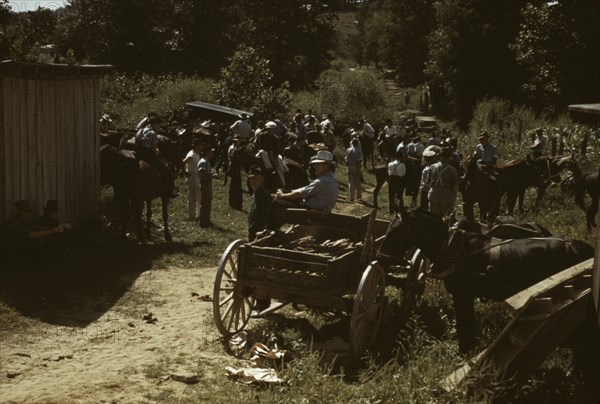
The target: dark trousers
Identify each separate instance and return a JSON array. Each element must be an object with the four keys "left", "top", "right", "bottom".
[
  {"left": 420, "top": 190, "right": 429, "bottom": 209},
  {"left": 229, "top": 175, "right": 243, "bottom": 210},
  {"left": 388, "top": 175, "right": 406, "bottom": 214},
  {"left": 199, "top": 178, "right": 213, "bottom": 227}
]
